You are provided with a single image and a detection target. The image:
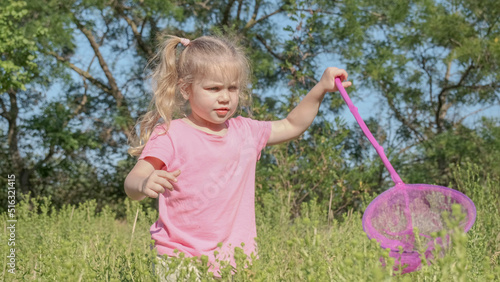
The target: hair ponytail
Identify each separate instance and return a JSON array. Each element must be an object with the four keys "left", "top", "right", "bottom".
[{"left": 128, "top": 36, "right": 185, "bottom": 157}]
